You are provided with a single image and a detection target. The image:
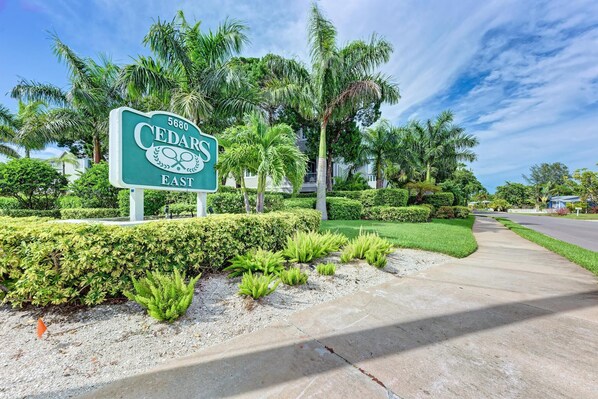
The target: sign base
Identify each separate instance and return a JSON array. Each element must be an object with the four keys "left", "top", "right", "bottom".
[{"left": 130, "top": 188, "right": 144, "bottom": 222}]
